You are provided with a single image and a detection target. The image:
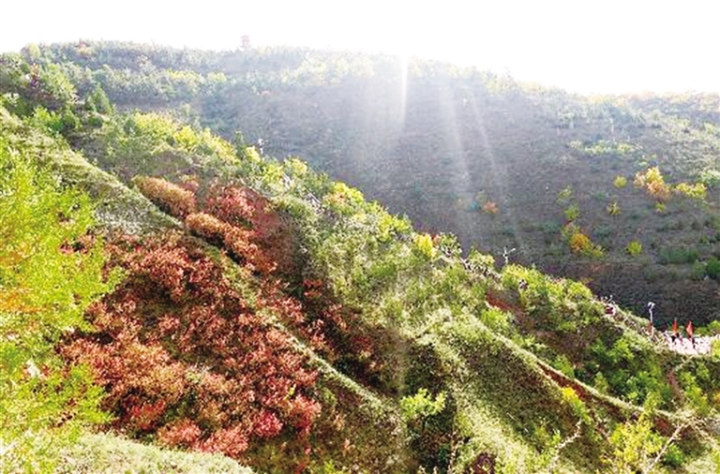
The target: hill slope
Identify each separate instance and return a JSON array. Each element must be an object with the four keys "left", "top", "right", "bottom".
[
  {"left": 1, "top": 43, "right": 720, "bottom": 473},
  {"left": 17, "top": 41, "right": 720, "bottom": 326}
]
